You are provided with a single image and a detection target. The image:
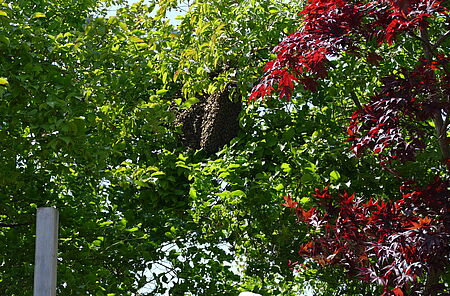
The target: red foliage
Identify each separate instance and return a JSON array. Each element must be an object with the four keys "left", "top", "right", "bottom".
[
  {"left": 347, "top": 59, "right": 450, "bottom": 164},
  {"left": 283, "top": 179, "right": 450, "bottom": 294},
  {"left": 249, "top": 0, "right": 446, "bottom": 101},
  {"left": 256, "top": 0, "right": 450, "bottom": 293}
]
